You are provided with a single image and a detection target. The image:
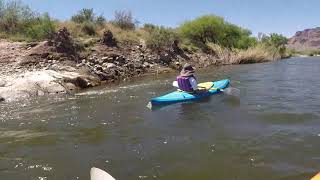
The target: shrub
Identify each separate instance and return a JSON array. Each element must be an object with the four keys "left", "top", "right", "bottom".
[
  {"left": 26, "top": 13, "right": 55, "bottom": 40},
  {"left": 145, "top": 26, "right": 178, "bottom": 50},
  {"left": 81, "top": 22, "right": 96, "bottom": 36},
  {"left": 143, "top": 23, "right": 157, "bottom": 32},
  {"left": 259, "top": 33, "right": 288, "bottom": 58},
  {"left": 112, "top": 10, "right": 135, "bottom": 30},
  {"left": 95, "top": 15, "right": 106, "bottom": 26},
  {"left": 0, "top": 0, "right": 35, "bottom": 32},
  {"left": 236, "top": 35, "right": 258, "bottom": 49},
  {"left": 179, "top": 15, "right": 225, "bottom": 48},
  {"left": 71, "top": 8, "right": 95, "bottom": 23},
  {"left": 179, "top": 15, "right": 257, "bottom": 50},
  {"left": 260, "top": 33, "right": 288, "bottom": 47},
  {"left": 70, "top": 8, "right": 108, "bottom": 36},
  {"left": 0, "top": 0, "right": 56, "bottom": 40}
]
